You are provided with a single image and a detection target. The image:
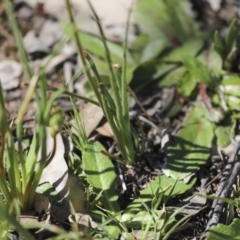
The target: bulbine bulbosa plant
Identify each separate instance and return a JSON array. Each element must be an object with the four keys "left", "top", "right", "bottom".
[{"left": 66, "top": 0, "right": 139, "bottom": 164}]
